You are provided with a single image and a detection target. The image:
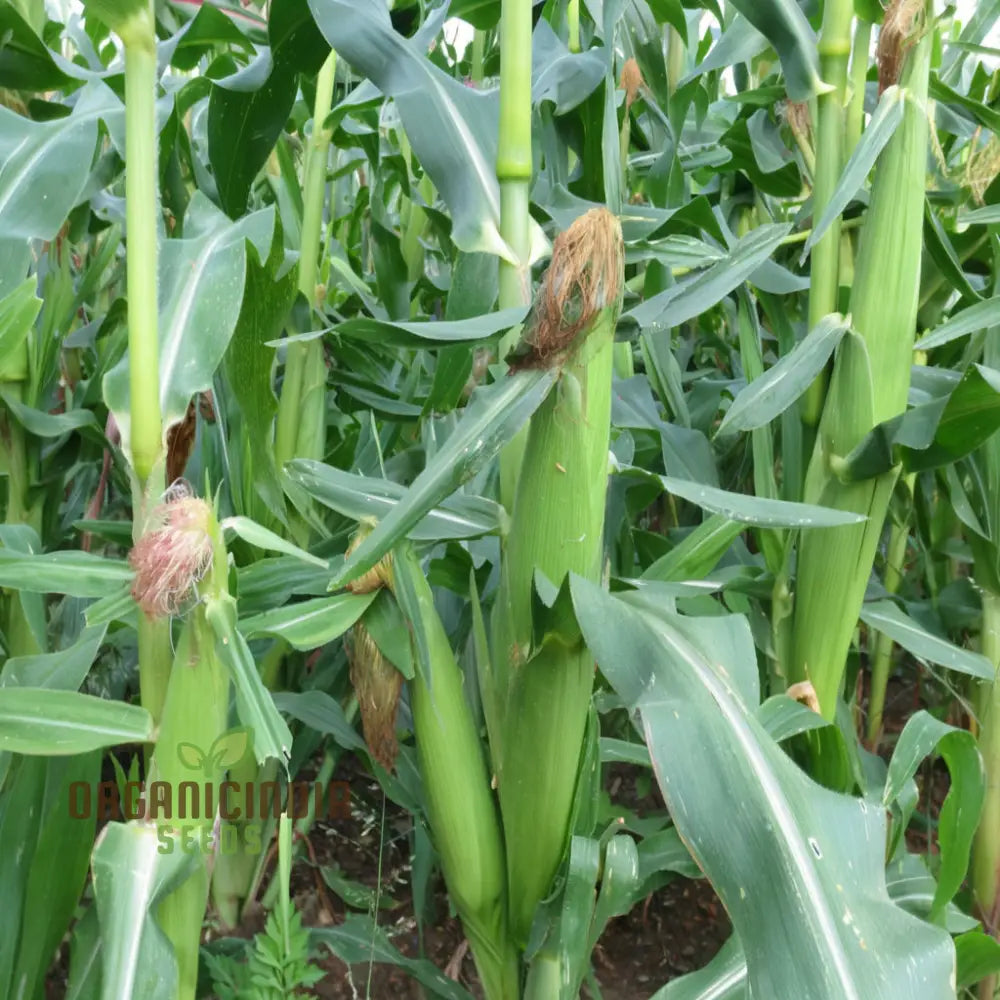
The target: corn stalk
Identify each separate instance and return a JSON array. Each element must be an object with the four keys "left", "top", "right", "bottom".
[
  {"left": 791, "top": 2, "right": 932, "bottom": 718},
  {"left": 110, "top": 0, "right": 173, "bottom": 730},
  {"left": 275, "top": 49, "right": 337, "bottom": 470},
  {"left": 497, "top": 0, "right": 534, "bottom": 512},
  {"left": 972, "top": 333, "right": 1000, "bottom": 998}
]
